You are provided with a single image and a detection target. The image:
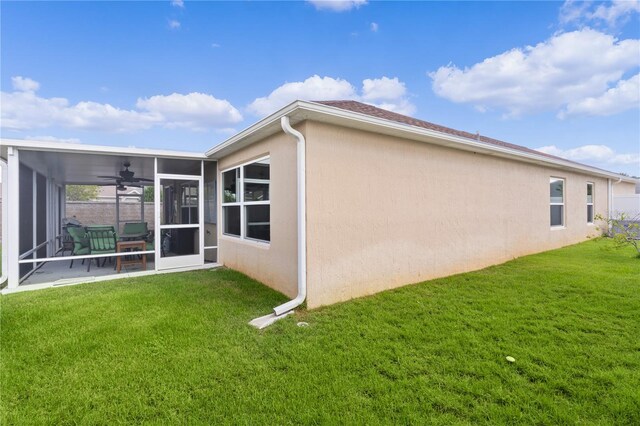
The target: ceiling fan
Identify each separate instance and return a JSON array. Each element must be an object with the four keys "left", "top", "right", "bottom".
[{"left": 98, "top": 161, "right": 153, "bottom": 189}]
